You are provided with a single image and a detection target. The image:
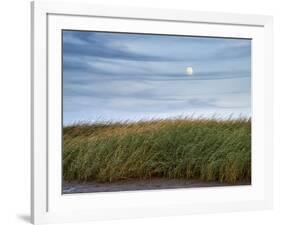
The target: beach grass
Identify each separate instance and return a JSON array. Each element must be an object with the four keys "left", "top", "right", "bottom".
[{"left": 63, "top": 117, "right": 251, "bottom": 184}]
